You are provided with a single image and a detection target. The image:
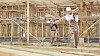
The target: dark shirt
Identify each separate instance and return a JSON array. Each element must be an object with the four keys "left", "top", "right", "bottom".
[{"left": 50, "top": 24, "right": 58, "bottom": 31}]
